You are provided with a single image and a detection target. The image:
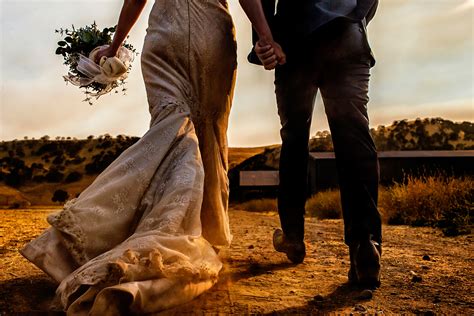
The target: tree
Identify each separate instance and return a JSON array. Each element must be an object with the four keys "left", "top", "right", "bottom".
[
  {"left": 52, "top": 155, "right": 65, "bottom": 165},
  {"left": 52, "top": 189, "right": 69, "bottom": 203},
  {"left": 449, "top": 131, "right": 459, "bottom": 141},
  {"left": 45, "top": 168, "right": 64, "bottom": 182},
  {"left": 65, "top": 171, "right": 83, "bottom": 183}
]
